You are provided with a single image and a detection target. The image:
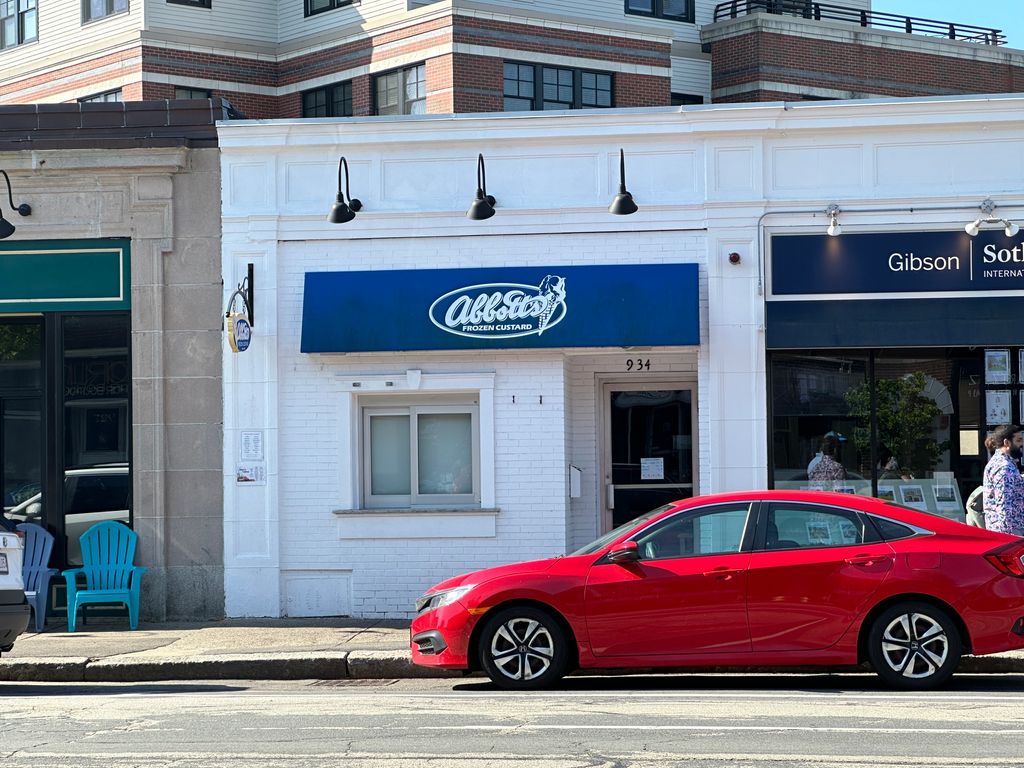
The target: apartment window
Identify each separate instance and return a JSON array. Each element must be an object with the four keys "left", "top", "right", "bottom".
[
  {"left": 84, "top": 0, "right": 128, "bottom": 22},
  {"left": 79, "top": 89, "right": 123, "bottom": 103},
  {"left": 175, "top": 87, "right": 211, "bottom": 99},
  {"left": 503, "top": 62, "right": 612, "bottom": 111},
  {"left": 375, "top": 64, "right": 425, "bottom": 116},
  {"left": 167, "top": 0, "right": 211, "bottom": 7},
  {"left": 1, "top": 0, "right": 37, "bottom": 49},
  {"left": 302, "top": 81, "right": 352, "bottom": 118},
  {"left": 305, "top": 0, "right": 352, "bottom": 17},
  {"left": 625, "top": 0, "right": 693, "bottom": 23},
  {"left": 362, "top": 401, "right": 479, "bottom": 508}
]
